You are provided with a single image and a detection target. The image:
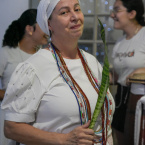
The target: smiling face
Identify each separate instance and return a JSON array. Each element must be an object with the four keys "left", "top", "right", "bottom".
[
  {"left": 48, "top": 0, "right": 84, "bottom": 41},
  {"left": 110, "top": 0, "right": 131, "bottom": 30}
]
